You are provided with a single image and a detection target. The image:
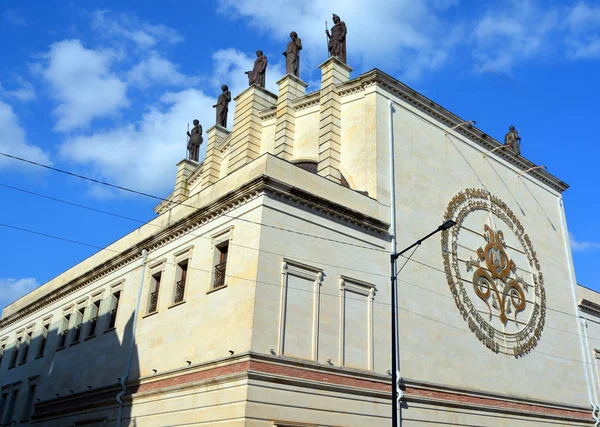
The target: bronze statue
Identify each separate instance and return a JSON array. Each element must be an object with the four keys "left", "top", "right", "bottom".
[
  {"left": 504, "top": 125, "right": 522, "bottom": 155},
  {"left": 213, "top": 85, "right": 231, "bottom": 128},
  {"left": 283, "top": 31, "right": 302, "bottom": 77},
  {"left": 326, "top": 14, "right": 347, "bottom": 64},
  {"left": 186, "top": 119, "right": 202, "bottom": 162},
  {"left": 245, "top": 50, "right": 267, "bottom": 88}
]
